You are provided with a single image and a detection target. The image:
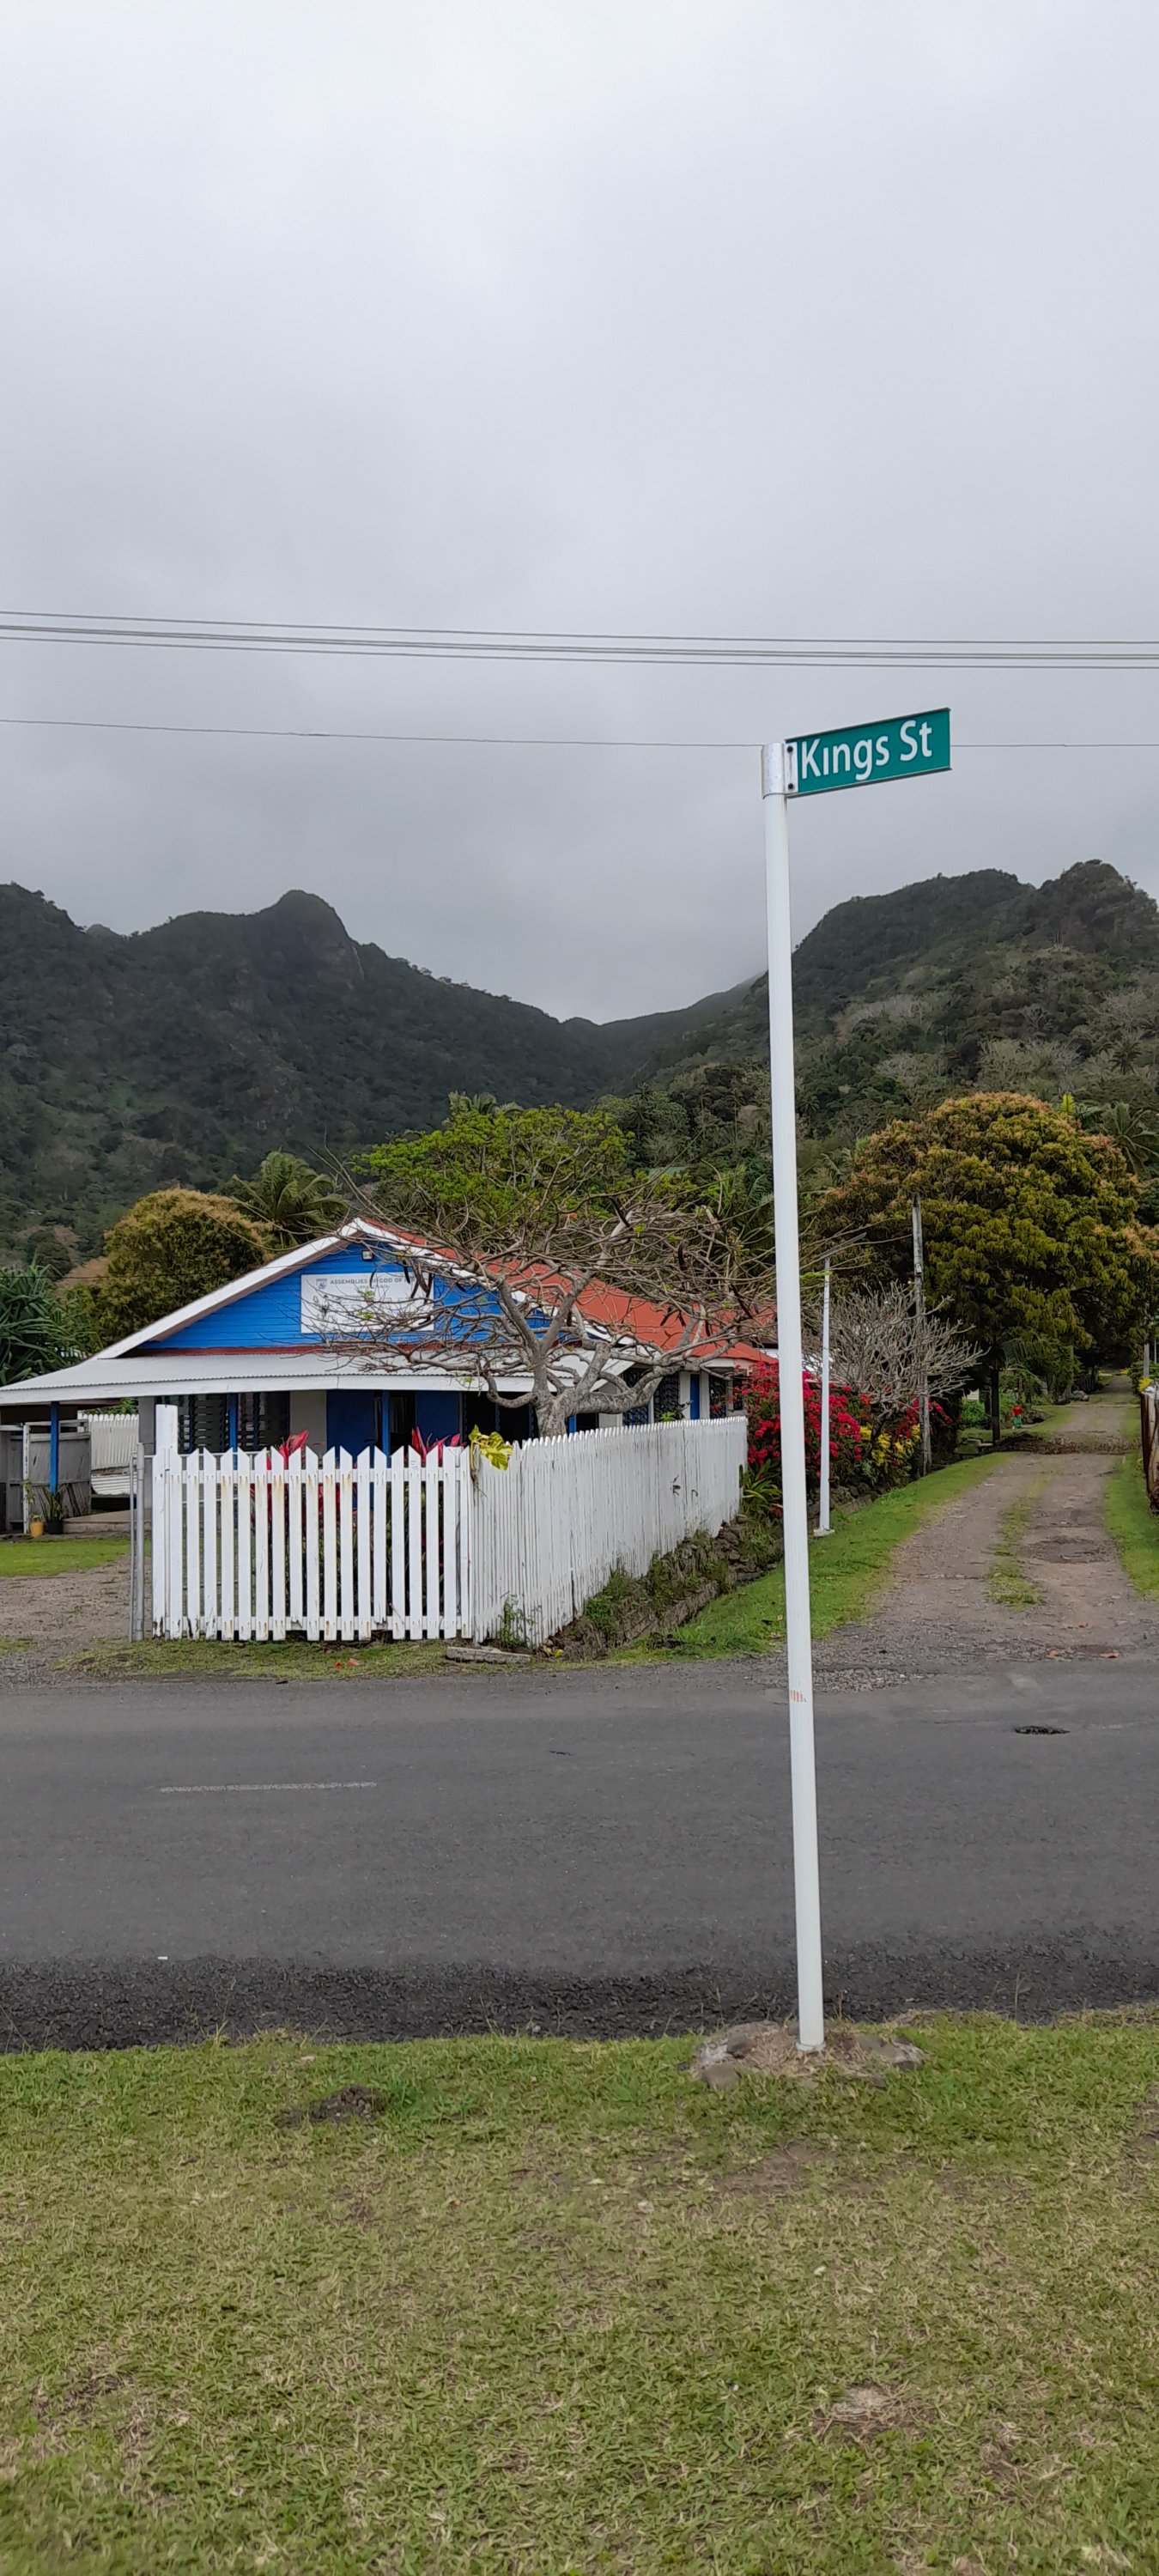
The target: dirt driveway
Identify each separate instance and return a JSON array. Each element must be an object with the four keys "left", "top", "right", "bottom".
[
  {"left": 814, "top": 1389, "right": 1152, "bottom": 1690},
  {"left": 0, "top": 1549, "right": 130, "bottom": 1682}
]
